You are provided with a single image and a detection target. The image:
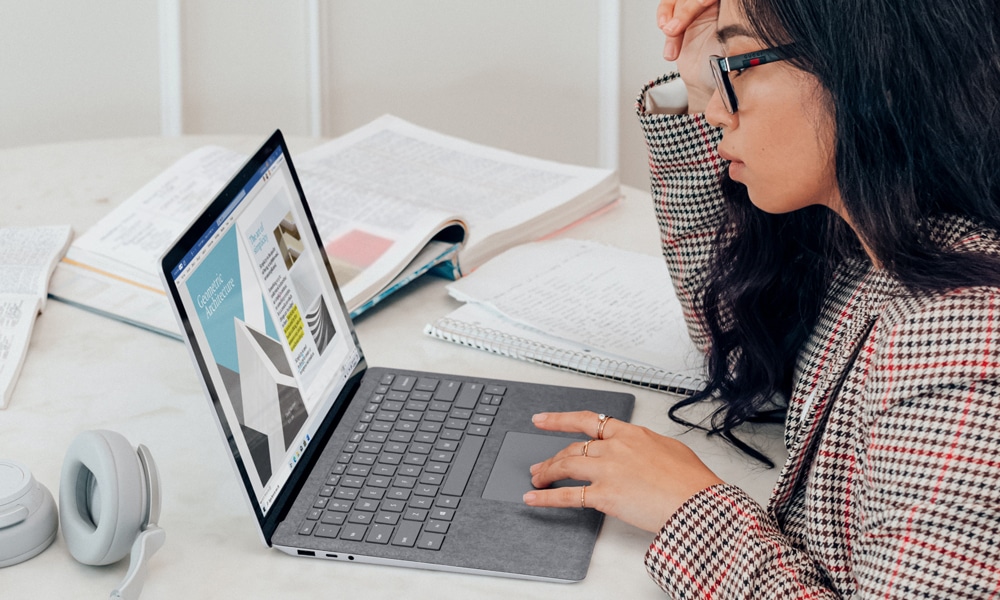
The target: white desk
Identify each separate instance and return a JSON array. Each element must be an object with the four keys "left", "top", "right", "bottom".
[{"left": 0, "top": 137, "right": 784, "bottom": 599}]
